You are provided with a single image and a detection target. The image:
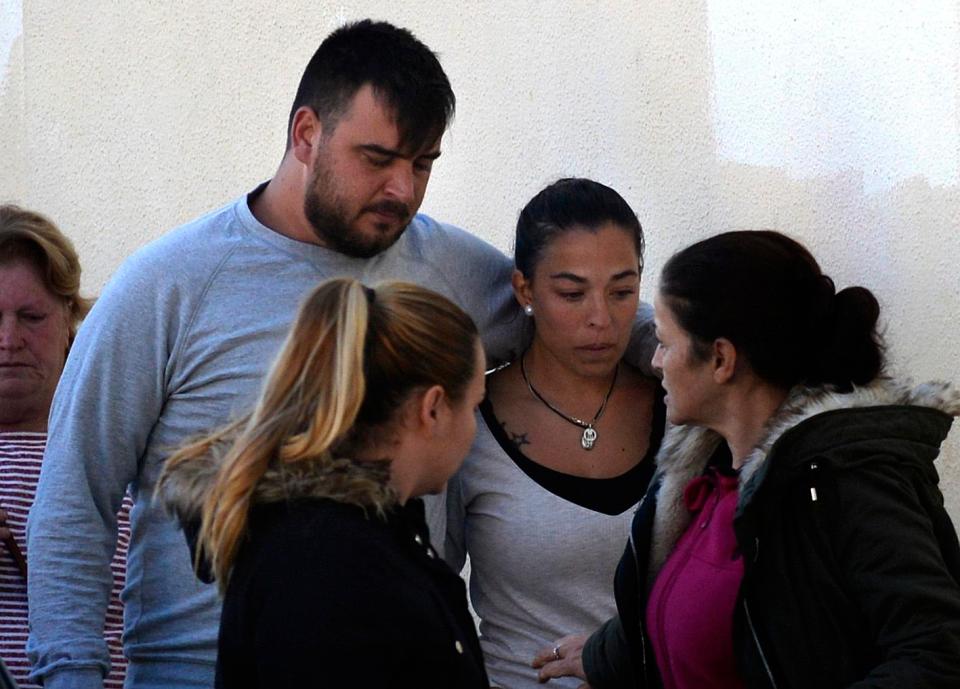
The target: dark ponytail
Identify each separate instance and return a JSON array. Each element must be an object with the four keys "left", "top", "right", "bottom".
[{"left": 660, "top": 230, "right": 884, "bottom": 391}]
